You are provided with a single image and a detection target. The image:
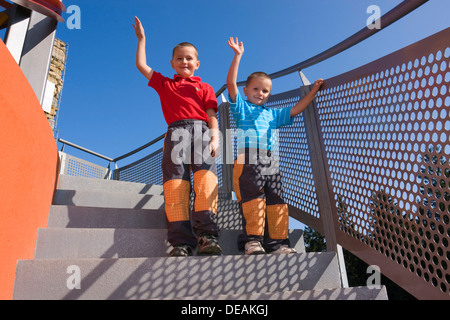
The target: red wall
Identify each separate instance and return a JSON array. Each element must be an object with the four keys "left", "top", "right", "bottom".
[{"left": 0, "top": 40, "right": 59, "bottom": 299}]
